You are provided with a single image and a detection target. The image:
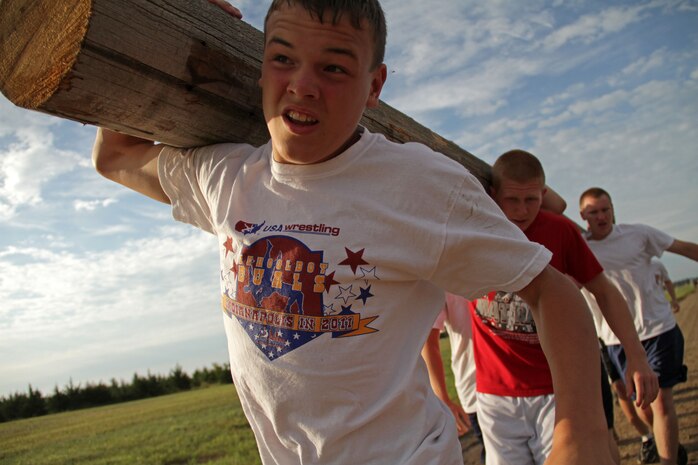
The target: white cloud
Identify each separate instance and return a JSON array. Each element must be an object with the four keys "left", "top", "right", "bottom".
[
  {"left": 0, "top": 102, "right": 86, "bottom": 219},
  {"left": 542, "top": 5, "right": 647, "bottom": 51},
  {"left": 621, "top": 48, "right": 667, "bottom": 77},
  {"left": 0, "top": 226, "right": 221, "bottom": 391},
  {"left": 73, "top": 198, "right": 118, "bottom": 212}
]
